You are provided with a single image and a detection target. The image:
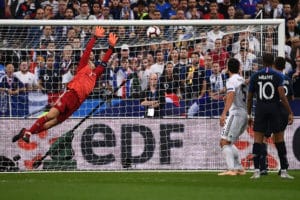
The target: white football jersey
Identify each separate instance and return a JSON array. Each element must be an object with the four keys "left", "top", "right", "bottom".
[
  {"left": 226, "top": 74, "right": 247, "bottom": 113},
  {"left": 13, "top": 71, "right": 38, "bottom": 88}
]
